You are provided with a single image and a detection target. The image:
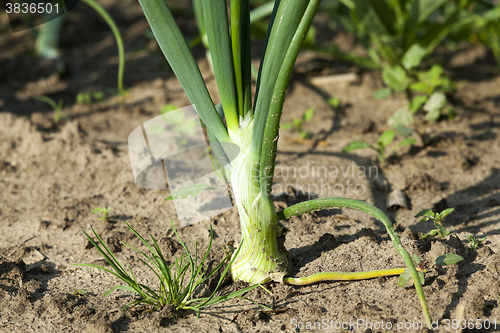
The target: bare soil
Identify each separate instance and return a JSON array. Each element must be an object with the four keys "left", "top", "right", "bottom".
[{"left": 1, "top": 2, "right": 500, "bottom": 332}]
